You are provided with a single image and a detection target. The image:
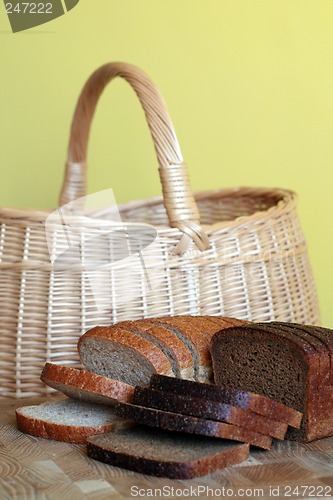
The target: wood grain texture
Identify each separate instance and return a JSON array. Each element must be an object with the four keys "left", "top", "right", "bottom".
[{"left": 1, "top": 396, "right": 333, "bottom": 499}]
